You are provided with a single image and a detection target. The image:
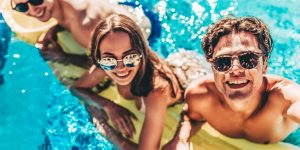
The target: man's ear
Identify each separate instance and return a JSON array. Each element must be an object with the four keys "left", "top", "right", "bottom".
[{"left": 262, "top": 58, "right": 268, "bottom": 74}]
